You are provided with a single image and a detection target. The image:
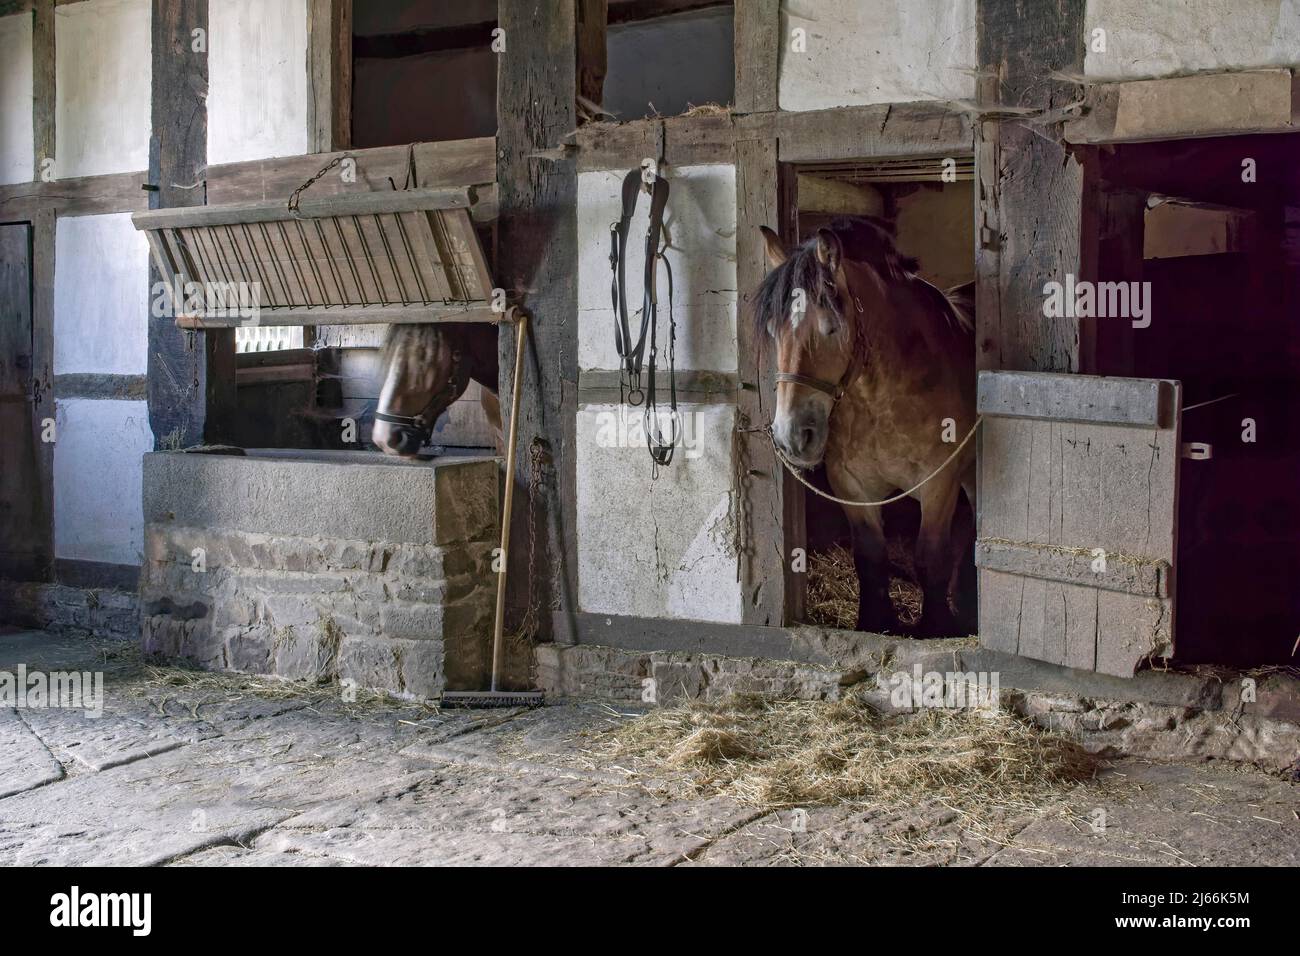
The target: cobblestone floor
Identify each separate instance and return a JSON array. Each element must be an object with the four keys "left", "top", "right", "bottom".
[{"left": 1, "top": 629, "right": 1296, "bottom": 866}]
